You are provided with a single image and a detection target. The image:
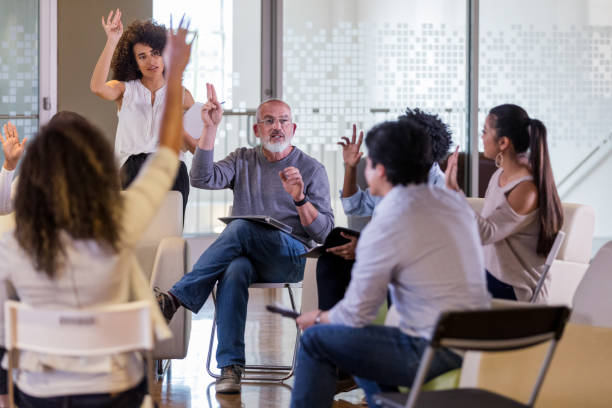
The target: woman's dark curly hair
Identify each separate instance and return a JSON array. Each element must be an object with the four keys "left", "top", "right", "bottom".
[
  {"left": 14, "top": 111, "right": 123, "bottom": 278},
  {"left": 399, "top": 108, "right": 453, "bottom": 162},
  {"left": 111, "top": 20, "right": 167, "bottom": 81},
  {"left": 365, "top": 120, "right": 432, "bottom": 186}
]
